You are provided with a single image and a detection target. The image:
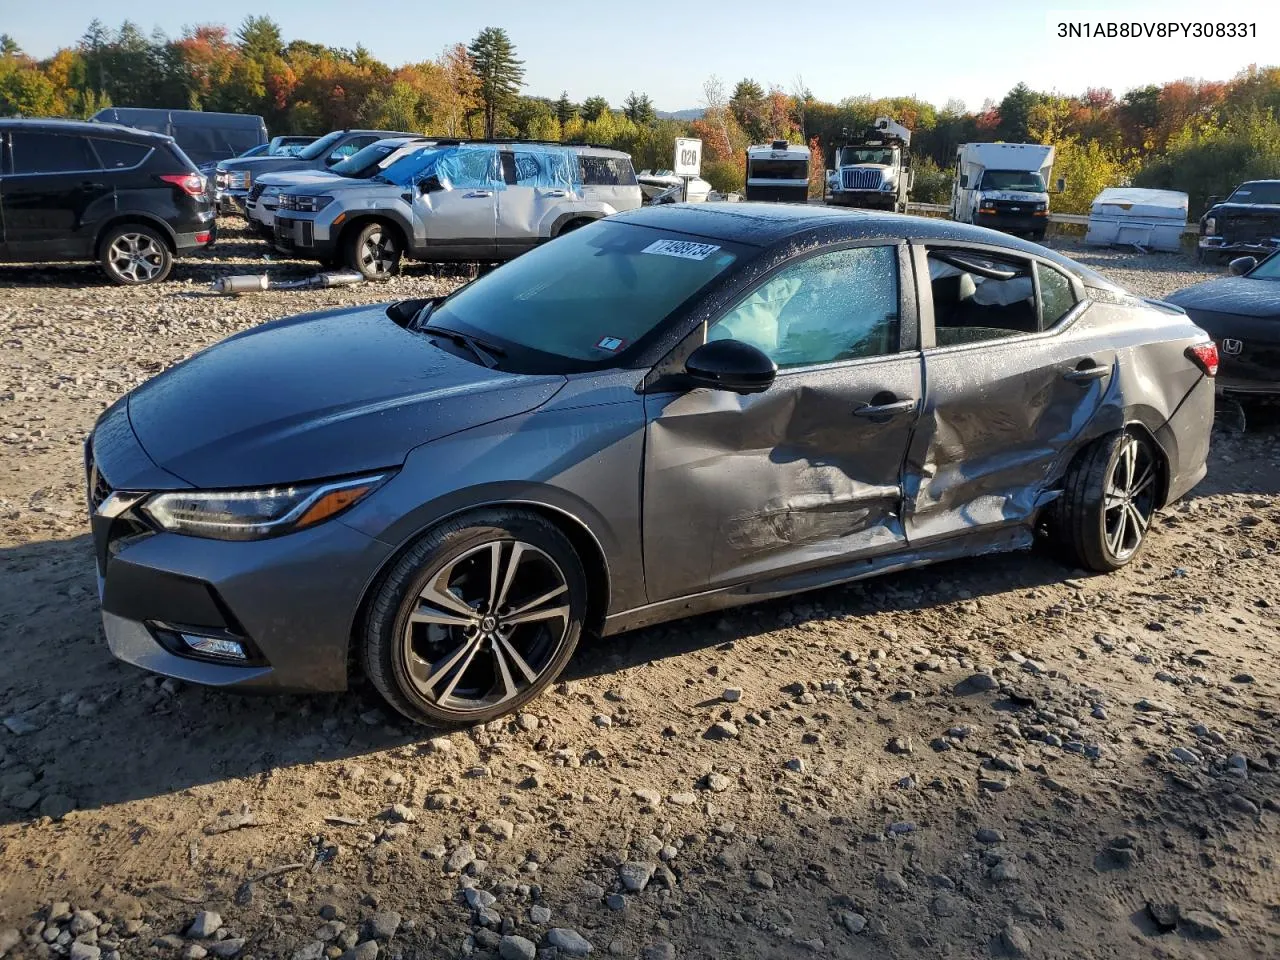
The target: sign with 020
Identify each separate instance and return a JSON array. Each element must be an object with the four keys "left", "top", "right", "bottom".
[{"left": 673, "top": 138, "right": 703, "bottom": 176}]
